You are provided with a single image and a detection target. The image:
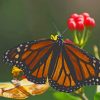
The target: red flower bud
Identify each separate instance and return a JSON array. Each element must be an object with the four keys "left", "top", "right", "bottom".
[
  {"left": 84, "top": 17, "right": 96, "bottom": 27},
  {"left": 68, "top": 20, "right": 76, "bottom": 31},
  {"left": 71, "top": 13, "right": 79, "bottom": 19},
  {"left": 78, "top": 15, "right": 84, "bottom": 18},
  {"left": 82, "top": 12, "right": 90, "bottom": 19},
  {"left": 75, "top": 15, "right": 84, "bottom": 22},
  {"left": 76, "top": 21, "right": 84, "bottom": 31},
  {"left": 90, "top": 18, "right": 96, "bottom": 27},
  {"left": 67, "top": 18, "right": 74, "bottom": 23}
]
